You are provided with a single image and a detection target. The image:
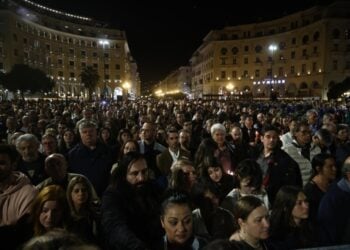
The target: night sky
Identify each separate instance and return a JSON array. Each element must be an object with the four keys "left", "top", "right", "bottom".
[{"left": 33, "top": 0, "right": 333, "bottom": 85}]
